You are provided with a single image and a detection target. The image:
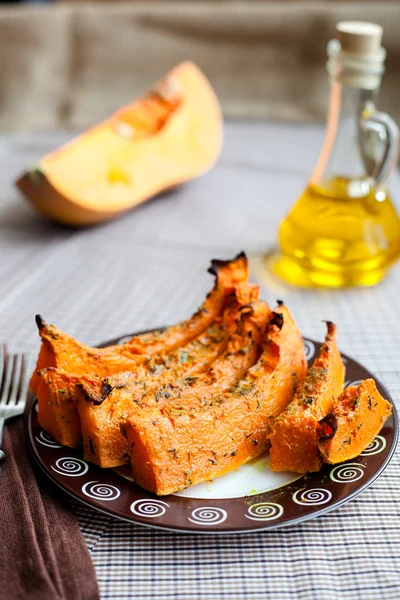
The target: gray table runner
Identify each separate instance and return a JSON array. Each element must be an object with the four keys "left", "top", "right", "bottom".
[{"left": 0, "top": 122, "right": 399, "bottom": 599}]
